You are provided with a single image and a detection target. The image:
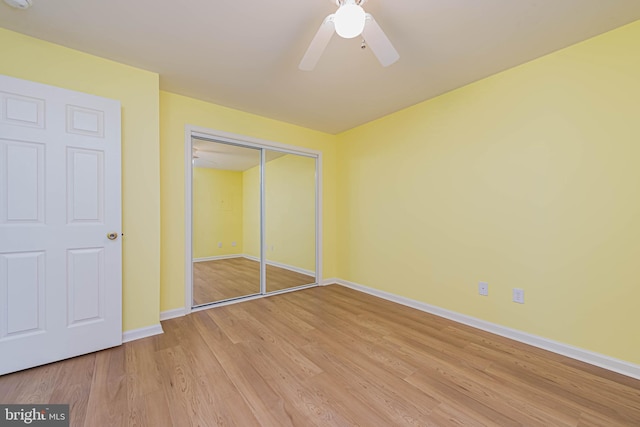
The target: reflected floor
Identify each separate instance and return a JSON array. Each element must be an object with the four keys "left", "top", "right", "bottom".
[{"left": 193, "top": 257, "right": 315, "bottom": 305}]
